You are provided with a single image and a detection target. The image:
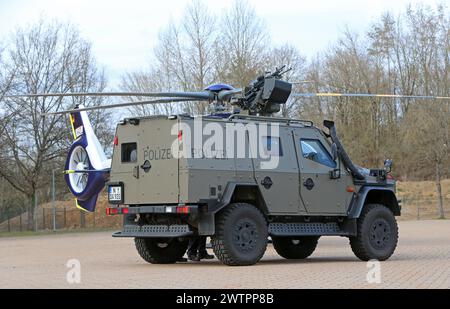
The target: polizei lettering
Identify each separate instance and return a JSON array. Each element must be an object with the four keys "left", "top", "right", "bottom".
[{"left": 143, "top": 147, "right": 173, "bottom": 161}]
